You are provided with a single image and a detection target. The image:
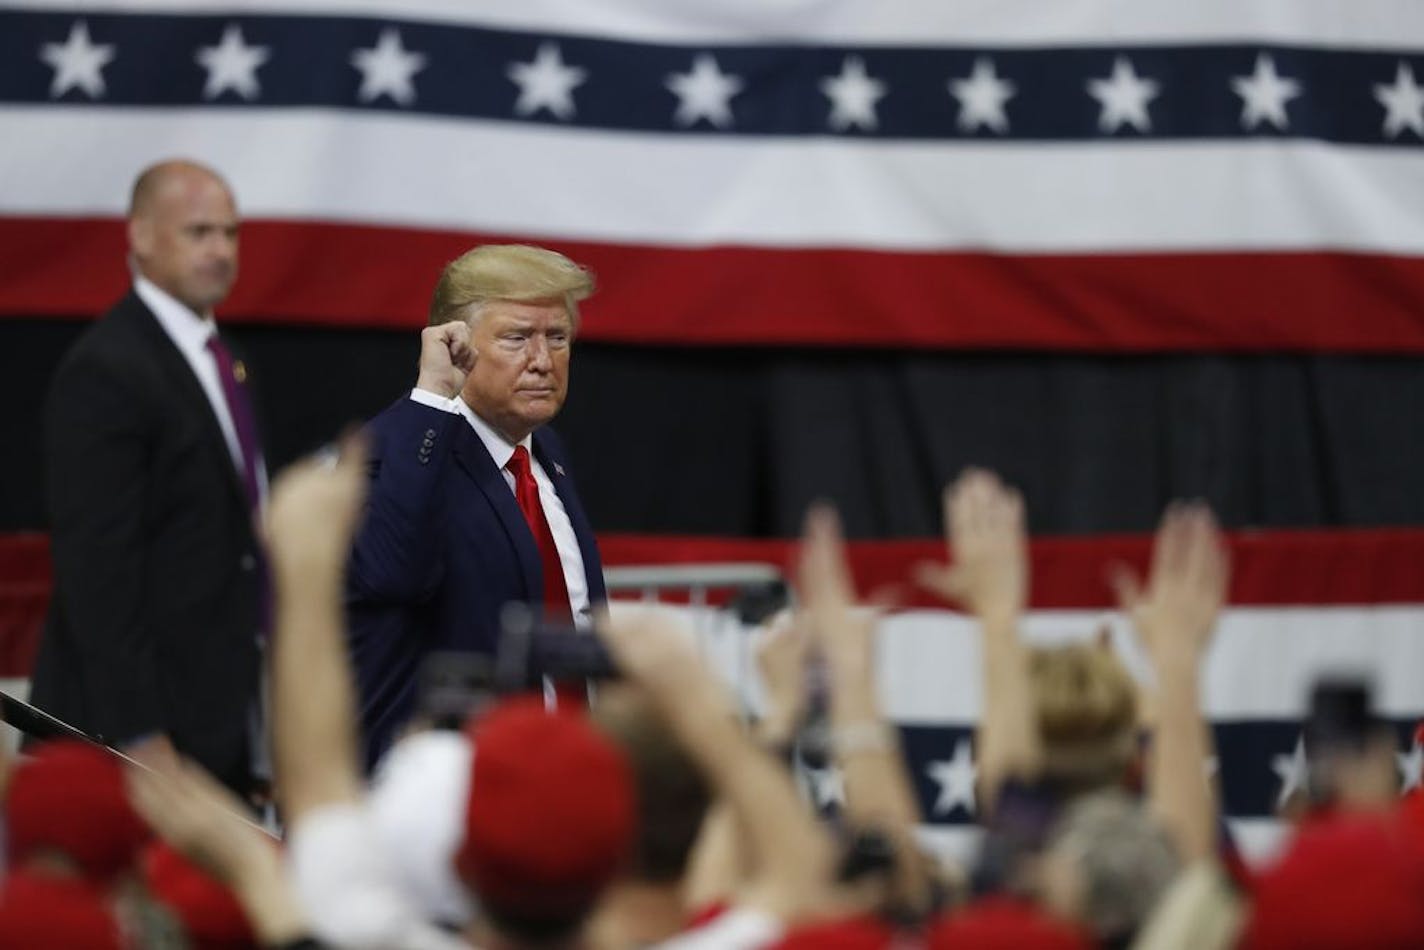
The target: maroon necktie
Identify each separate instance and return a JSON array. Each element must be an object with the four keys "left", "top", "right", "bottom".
[
  {"left": 205, "top": 333, "right": 263, "bottom": 516},
  {"left": 506, "top": 445, "right": 572, "bottom": 622}
]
